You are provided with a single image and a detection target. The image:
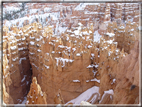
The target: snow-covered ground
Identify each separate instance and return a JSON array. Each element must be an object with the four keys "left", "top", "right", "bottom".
[
  {"left": 66, "top": 86, "right": 100, "bottom": 105},
  {"left": 14, "top": 97, "right": 27, "bottom": 106},
  {"left": 21, "top": 97, "right": 27, "bottom": 104},
  {"left": 3, "top": 5, "right": 21, "bottom": 15},
  {"left": 74, "top": 3, "right": 100, "bottom": 11},
  {"left": 5, "top": 12, "right": 59, "bottom": 28},
  {"left": 99, "top": 89, "right": 114, "bottom": 103},
  {"left": 3, "top": 10, "right": 69, "bottom": 35},
  {"left": 93, "top": 30, "right": 102, "bottom": 43},
  {"left": 66, "top": 85, "right": 114, "bottom": 105}
]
